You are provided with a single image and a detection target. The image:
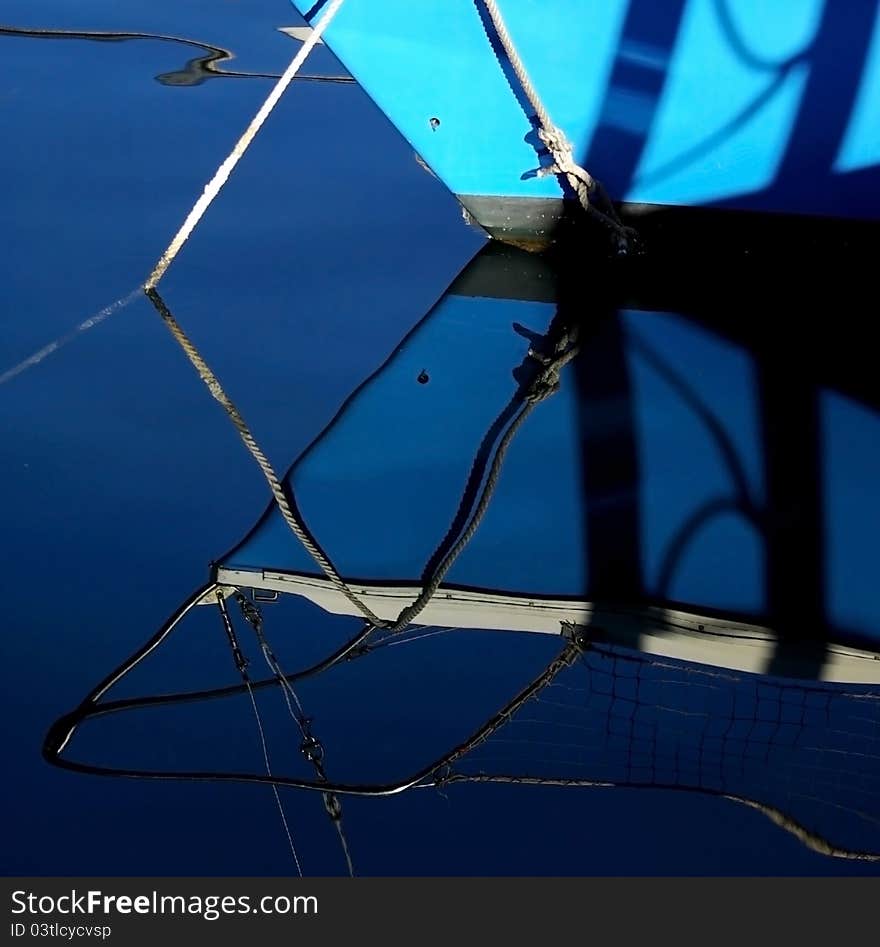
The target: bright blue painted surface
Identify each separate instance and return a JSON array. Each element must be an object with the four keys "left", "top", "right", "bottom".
[
  {"left": 293, "top": 0, "right": 880, "bottom": 218},
  {"left": 630, "top": 1, "right": 814, "bottom": 205}
]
